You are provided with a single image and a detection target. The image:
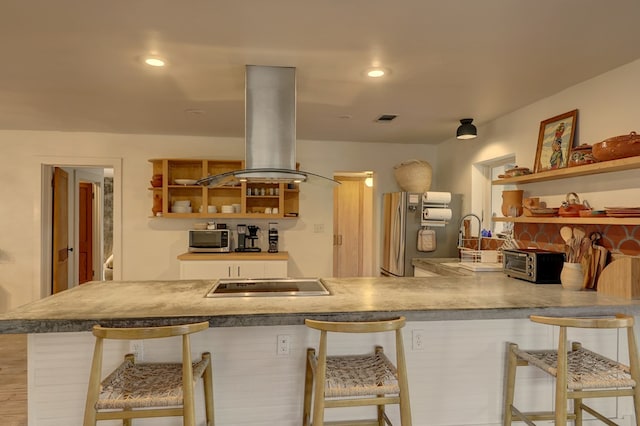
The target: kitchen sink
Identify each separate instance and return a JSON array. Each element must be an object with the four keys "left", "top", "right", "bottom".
[{"left": 205, "top": 278, "right": 330, "bottom": 298}]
